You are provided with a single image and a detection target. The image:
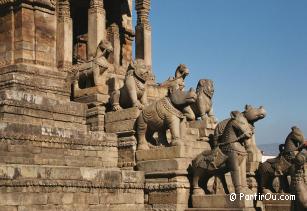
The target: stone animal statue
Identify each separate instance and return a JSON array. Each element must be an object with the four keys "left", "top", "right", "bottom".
[
  {"left": 191, "top": 105, "right": 266, "bottom": 195},
  {"left": 136, "top": 87, "right": 197, "bottom": 150},
  {"left": 257, "top": 126, "right": 305, "bottom": 194},
  {"left": 290, "top": 151, "right": 307, "bottom": 210},
  {"left": 189, "top": 79, "right": 217, "bottom": 122},
  {"left": 160, "top": 64, "right": 189, "bottom": 91},
  {"left": 72, "top": 39, "right": 114, "bottom": 89},
  {"left": 110, "top": 59, "right": 152, "bottom": 111},
  {"left": 215, "top": 105, "right": 265, "bottom": 172}
]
